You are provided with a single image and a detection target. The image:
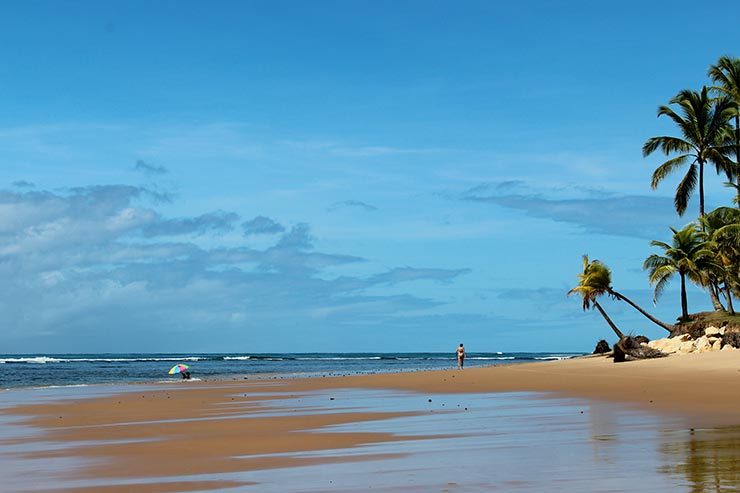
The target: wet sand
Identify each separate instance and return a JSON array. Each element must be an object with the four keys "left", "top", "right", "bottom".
[{"left": 4, "top": 351, "right": 740, "bottom": 492}]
